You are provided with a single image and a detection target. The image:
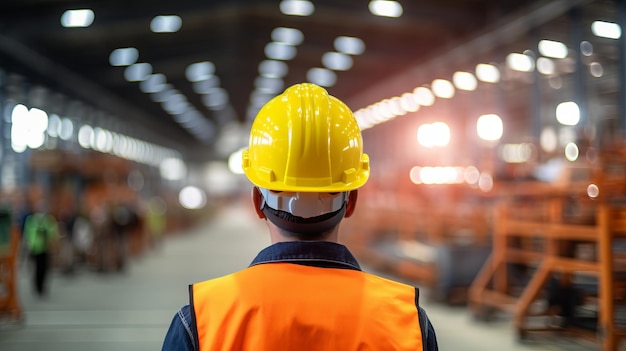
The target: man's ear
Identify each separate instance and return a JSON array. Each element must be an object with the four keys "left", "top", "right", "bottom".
[
  {"left": 252, "top": 187, "right": 266, "bottom": 219},
  {"left": 344, "top": 190, "right": 358, "bottom": 218}
]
